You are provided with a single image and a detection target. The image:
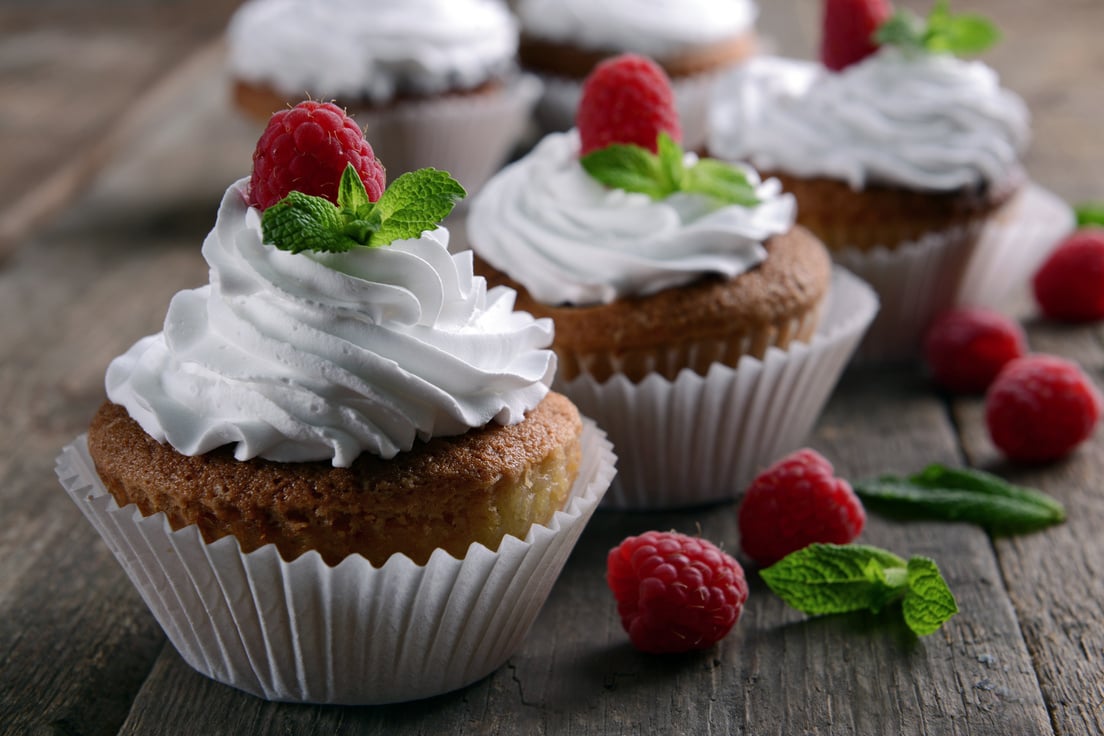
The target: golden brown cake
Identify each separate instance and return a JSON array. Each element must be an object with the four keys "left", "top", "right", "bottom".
[
  {"left": 477, "top": 226, "right": 832, "bottom": 382},
  {"left": 88, "top": 393, "right": 582, "bottom": 567}
]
